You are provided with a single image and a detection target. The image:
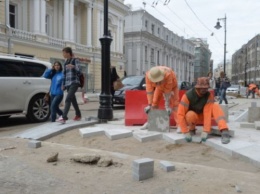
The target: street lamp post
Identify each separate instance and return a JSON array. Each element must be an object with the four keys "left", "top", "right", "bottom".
[
  {"left": 97, "top": 0, "right": 113, "bottom": 122},
  {"left": 215, "top": 15, "right": 227, "bottom": 73}
]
